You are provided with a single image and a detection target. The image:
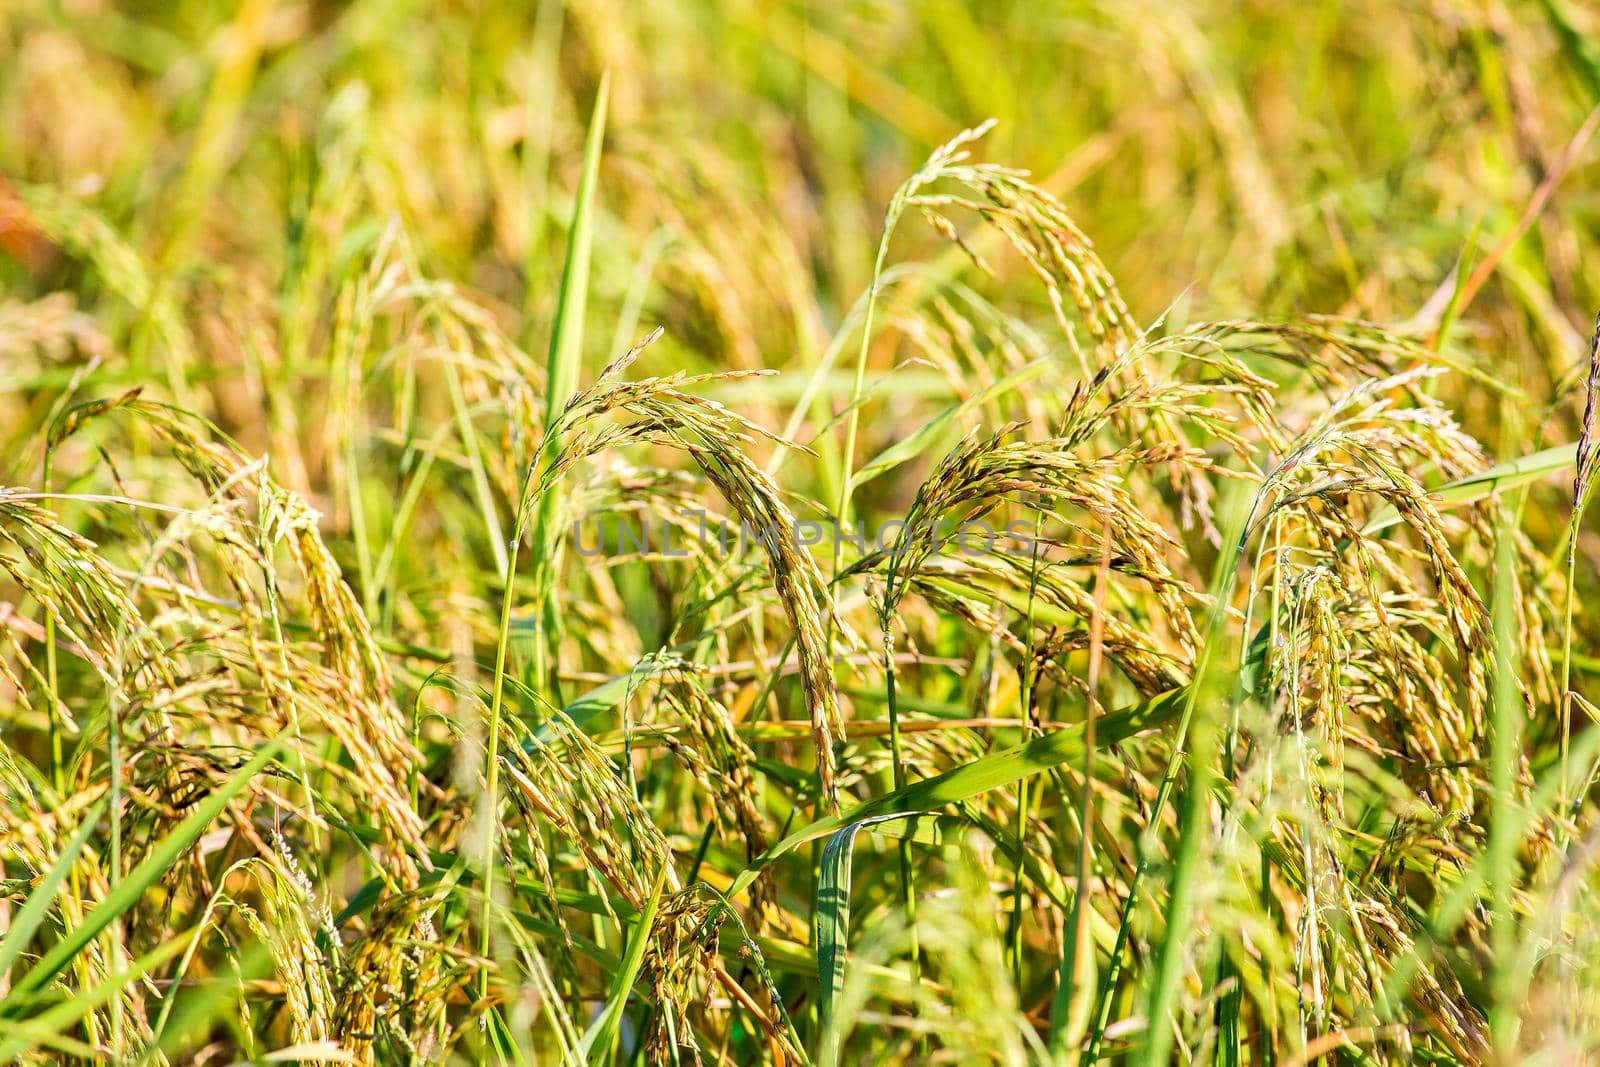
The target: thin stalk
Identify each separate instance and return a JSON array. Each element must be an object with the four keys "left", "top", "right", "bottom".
[
  {"left": 1084, "top": 702, "right": 1191, "bottom": 1062},
  {"left": 882, "top": 626, "right": 921, "bottom": 987},
  {"left": 41, "top": 446, "right": 62, "bottom": 795},
  {"left": 1092, "top": 494, "right": 1251, "bottom": 1066},
  {"left": 828, "top": 127, "right": 995, "bottom": 998},
  {"left": 1561, "top": 546, "right": 1577, "bottom": 808},
  {"left": 1010, "top": 519, "right": 1043, "bottom": 990},
  {"left": 1560, "top": 313, "right": 1598, "bottom": 809},
  {"left": 1064, "top": 522, "right": 1113, "bottom": 1047},
  {"left": 478, "top": 509, "right": 526, "bottom": 1010},
  {"left": 35, "top": 366, "right": 96, "bottom": 795},
  {"left": 1139, "top": 615, "right": 1230, "bottom": 1067},
  {"left": 473, "top": 78, "right": 610, "bottom": 984},
  {"left": 1209, "top": 516, "right": 1275, "bottom": 1067}
]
